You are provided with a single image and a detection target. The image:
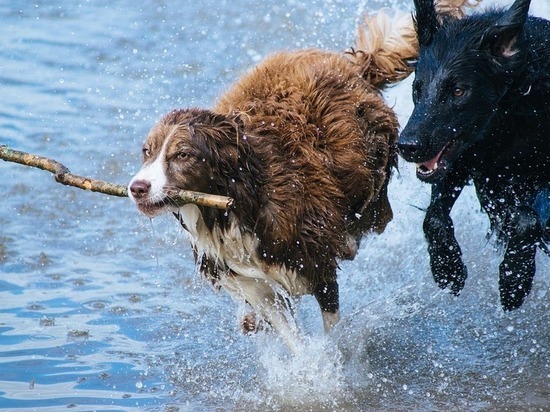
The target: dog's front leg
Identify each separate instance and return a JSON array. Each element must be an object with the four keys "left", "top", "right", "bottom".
[
  {"left": 222, "top": 275, "right": 302, "bottom": 353},
  {"left": 424, "top": 172, "right": 468, "bottom": 295},
  {"left": 313, "top": 278, "right": 340, "bottom": 333},
  {"left": 499, "top": 206, "right": 542, "bottom": 311}
]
